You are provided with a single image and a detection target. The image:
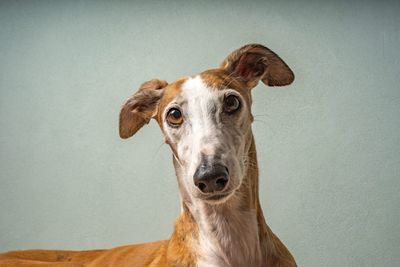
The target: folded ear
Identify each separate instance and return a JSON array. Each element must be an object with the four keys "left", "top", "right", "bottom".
[
  {"left": 220, "top": 43, "right": 294, "bottom": 89},
  {"left": 119, "top": 79, "right": 167, "bottom": 139}
]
